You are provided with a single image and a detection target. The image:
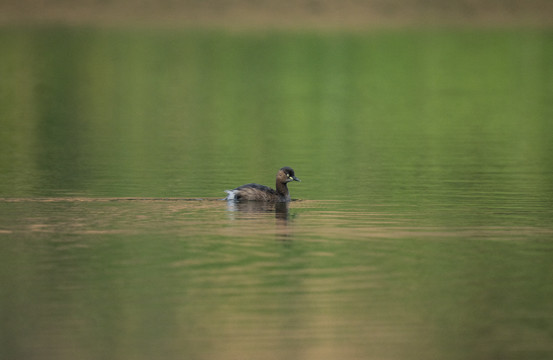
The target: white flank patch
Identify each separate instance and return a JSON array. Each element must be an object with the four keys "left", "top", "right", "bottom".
[{"left": 224, "top": 190, "right": 237, "bottom": 200}]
